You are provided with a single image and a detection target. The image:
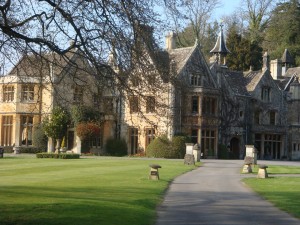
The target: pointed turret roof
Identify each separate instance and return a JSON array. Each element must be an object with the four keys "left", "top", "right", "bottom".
[
  {"left": 210, "top": 24, "right": 230, "bottom": 55},
  {"left": 281, "top": 49, "right": 294, "bottom": 64}
]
